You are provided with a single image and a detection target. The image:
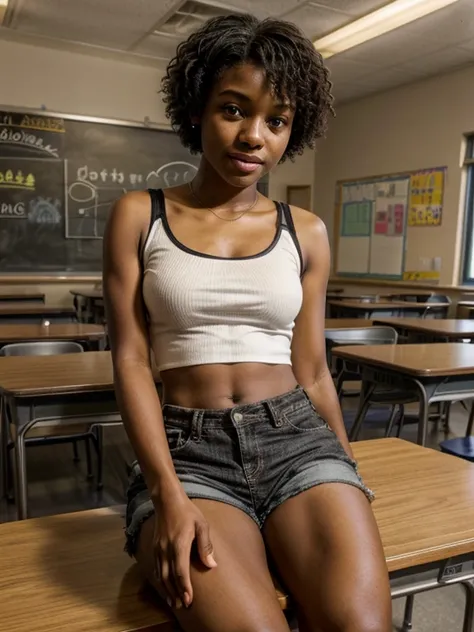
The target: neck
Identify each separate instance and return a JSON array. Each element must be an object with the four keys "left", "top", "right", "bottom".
[{"left": 190, "top": 157, "right": 258, "bottom": 210}]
